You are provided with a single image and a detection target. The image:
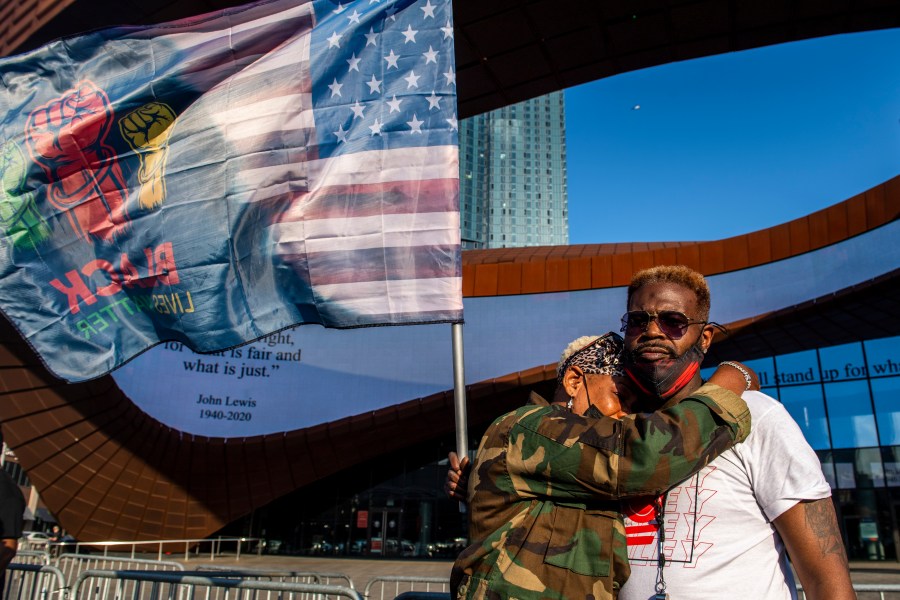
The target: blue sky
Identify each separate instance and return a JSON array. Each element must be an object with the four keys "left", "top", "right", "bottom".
[{"left": 564, "top": 28, "right": 900, "bottom": 245}]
